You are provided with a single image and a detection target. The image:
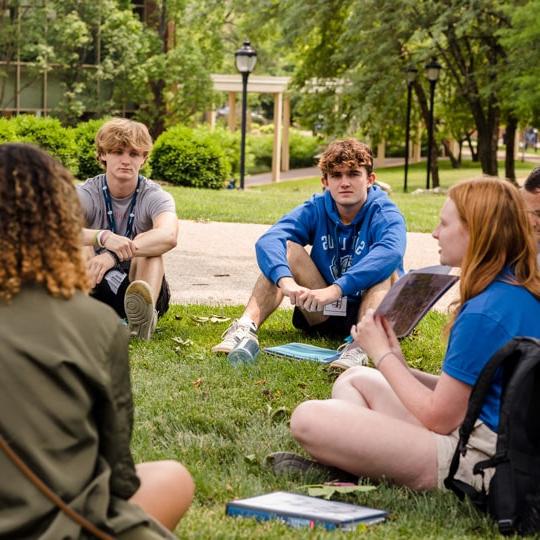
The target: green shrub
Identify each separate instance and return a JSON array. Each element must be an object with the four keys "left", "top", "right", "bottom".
[
  {"left": 250, "top": 133, "right": 274, "bottom": 171},
  {"left": 12, "top": 115, "right": 78, "bottom": 174},
  {"left": 72, "top": 118, "right": 108, "bottom": 179},
  {"left": 0, "top": 118, "right": 17, "bottom": 144},
  {"left": 150, "top": 125, "right": 231, "bottom": 189},
  {"left": 289, "top": 130, "right": 322, "bottom": 168},
  {"left": 193, "top": 125, "right": 254, "bottom": 177},
  {"left": 248, "top": 129, "right": 322, "bottom": 173}
]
